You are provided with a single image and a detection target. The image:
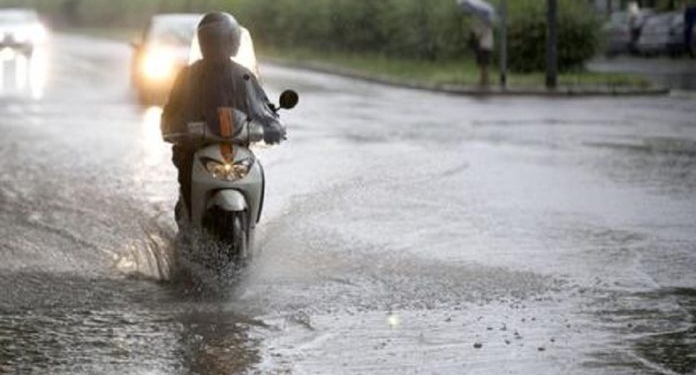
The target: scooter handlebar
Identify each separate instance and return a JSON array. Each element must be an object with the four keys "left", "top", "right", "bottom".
[{"left": 163, "top": 119, "right": 265, "bottom": 145}]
